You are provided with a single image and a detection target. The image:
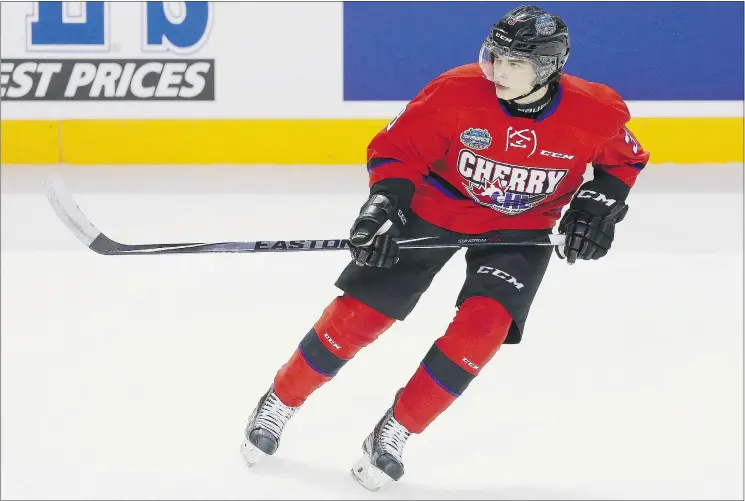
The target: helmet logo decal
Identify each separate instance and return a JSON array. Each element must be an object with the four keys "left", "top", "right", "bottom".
[
  {"left": 535, "top": 16, "right": 557, "bottom": 36},
  {"left": 493, "top": 31, "right": 513, "bottom": 44}
]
